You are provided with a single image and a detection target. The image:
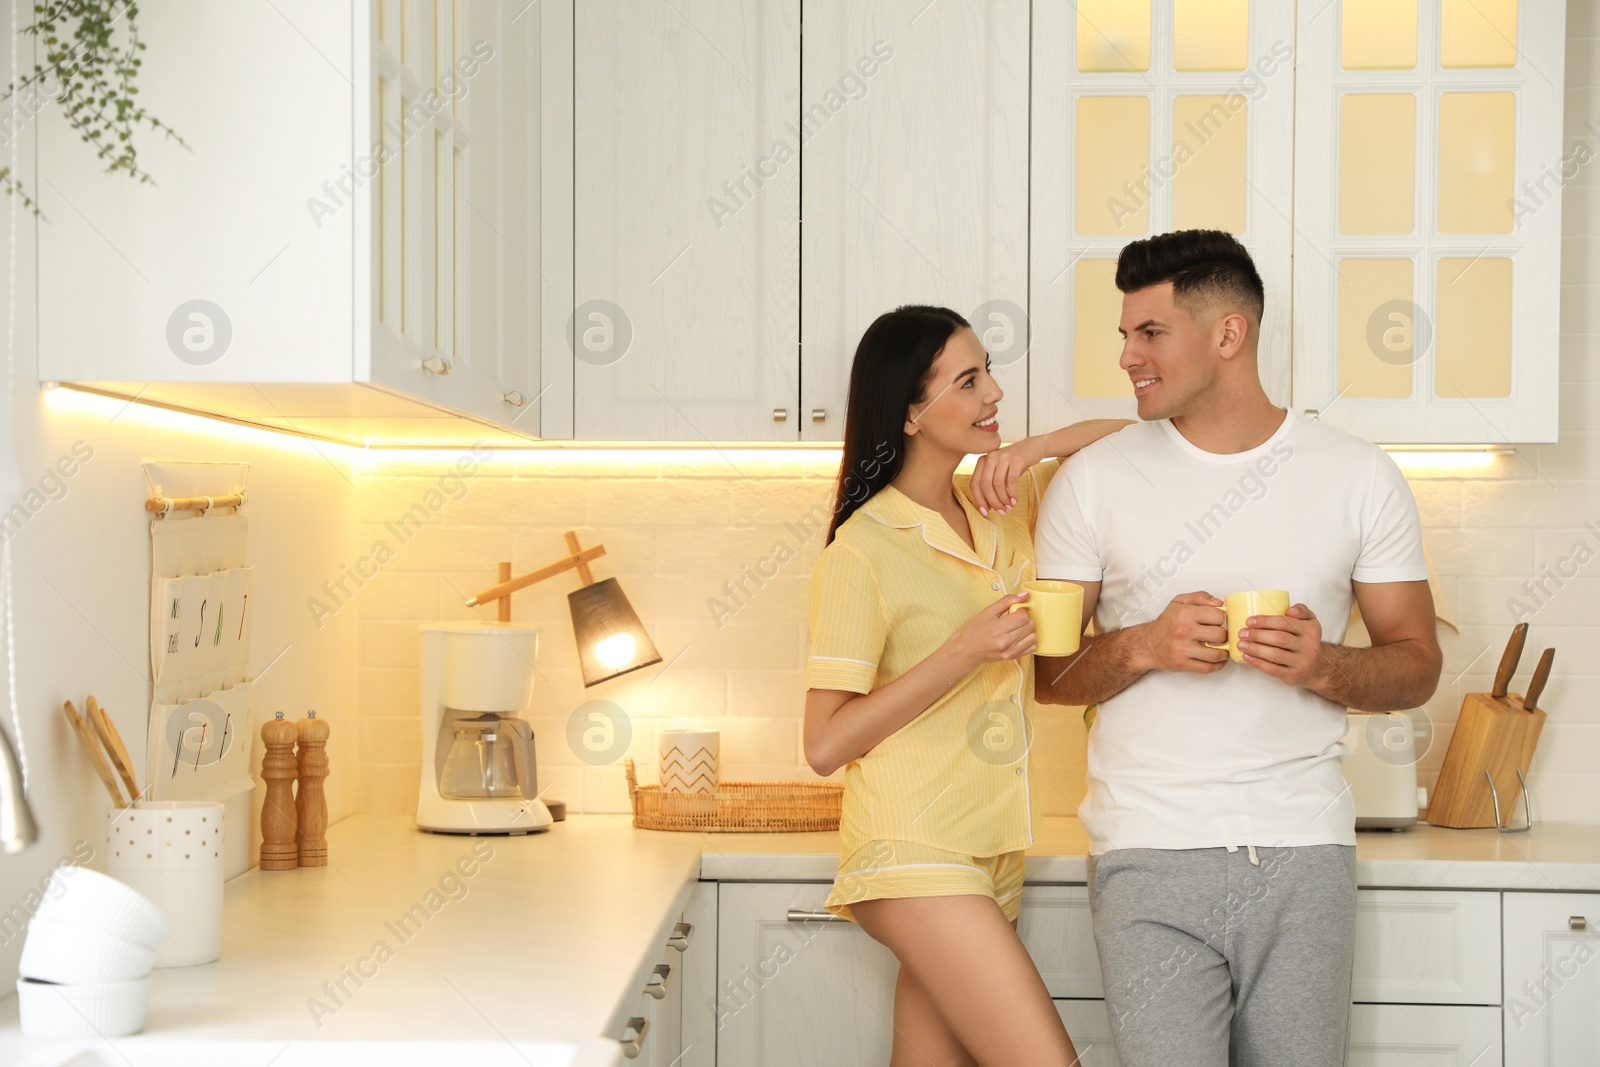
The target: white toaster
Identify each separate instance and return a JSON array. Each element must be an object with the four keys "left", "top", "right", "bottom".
[{"left": 1341, "top": 711, "right": 1429, "bottom": 830}]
